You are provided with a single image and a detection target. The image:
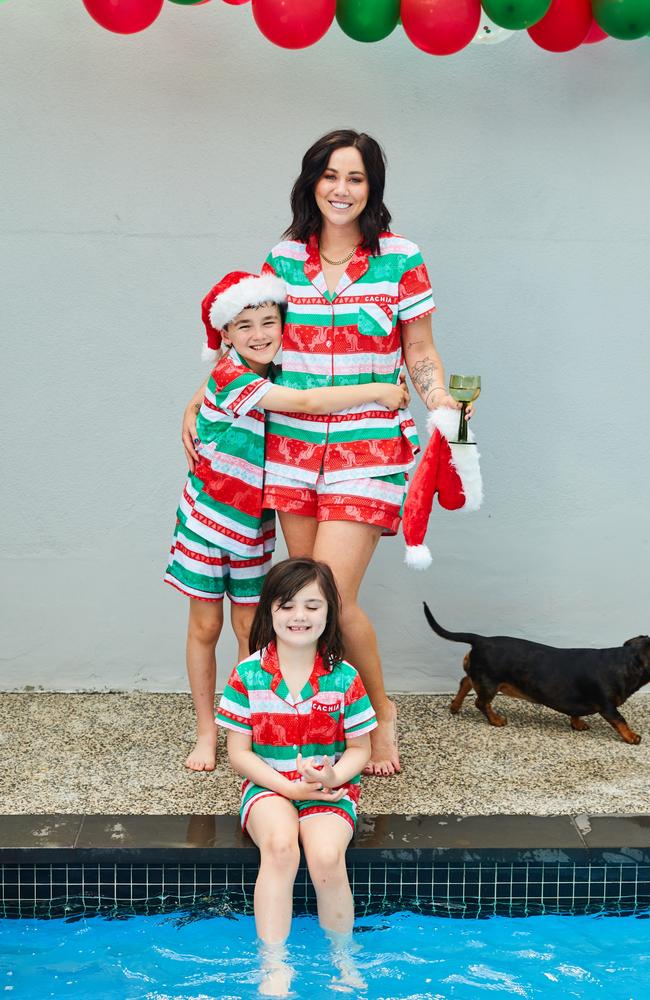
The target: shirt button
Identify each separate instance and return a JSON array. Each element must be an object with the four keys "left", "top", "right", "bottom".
[
  {"left": 326, "top": 340, "right": 332, "bottom": 348},
  {"left": 293, "top": 744, "right": 298, "bottom": 750}
]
